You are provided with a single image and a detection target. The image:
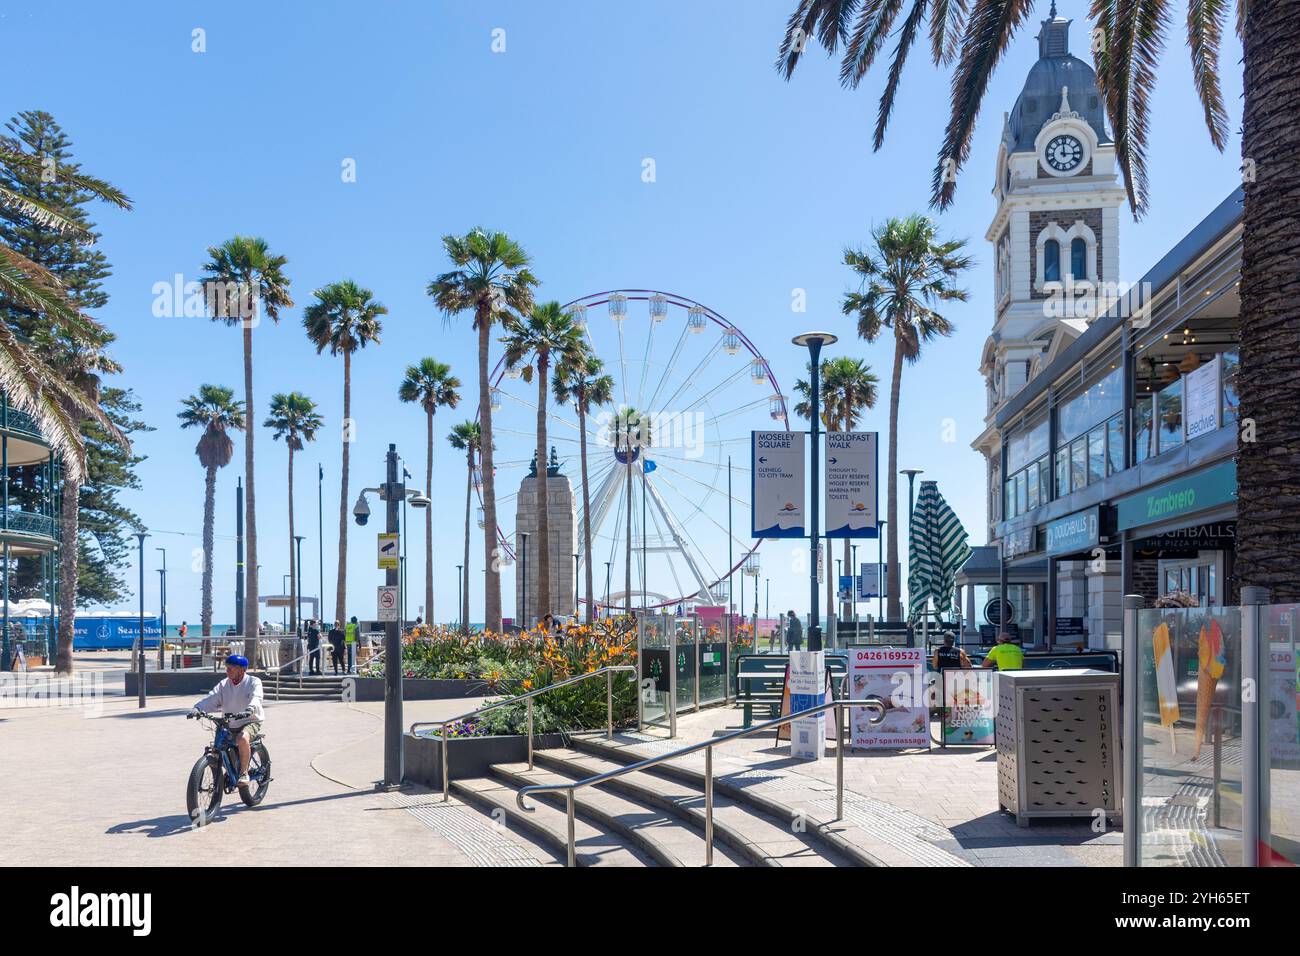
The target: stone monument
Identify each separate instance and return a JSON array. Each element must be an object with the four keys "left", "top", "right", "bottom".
[{"left": 514, "top": 447, "right": 577, "bottom": 624}]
